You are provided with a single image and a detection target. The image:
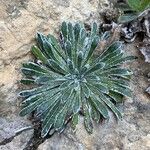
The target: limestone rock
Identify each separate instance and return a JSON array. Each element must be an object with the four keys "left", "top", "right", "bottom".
[
  {"left": 0, "top": 60, "right": 33, "bottom": 149},
  {"left": 0, "top": 0, "right": 150, "bottom": 150},
  {"left": 146, "top": 87, "right": 150, "bottom": 94},
  {"left": 0, "top": 128, "right": 33, "bottom": 150},
  {"left": 0, "top": 0, "right": 100, "bottom": 149},
  {"left": 139, "top": 37, "right": 150, "bottom": 63}
]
